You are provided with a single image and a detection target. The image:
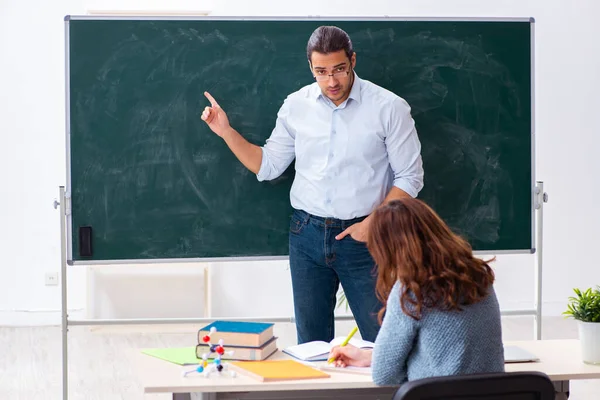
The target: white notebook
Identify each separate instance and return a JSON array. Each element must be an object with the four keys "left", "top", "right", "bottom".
[
  {"left": 504, "top": 345, "right": 539, "bottom": 363},
  {"left": 283, "top": 337, "right": 375, "bottom": 362}
]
